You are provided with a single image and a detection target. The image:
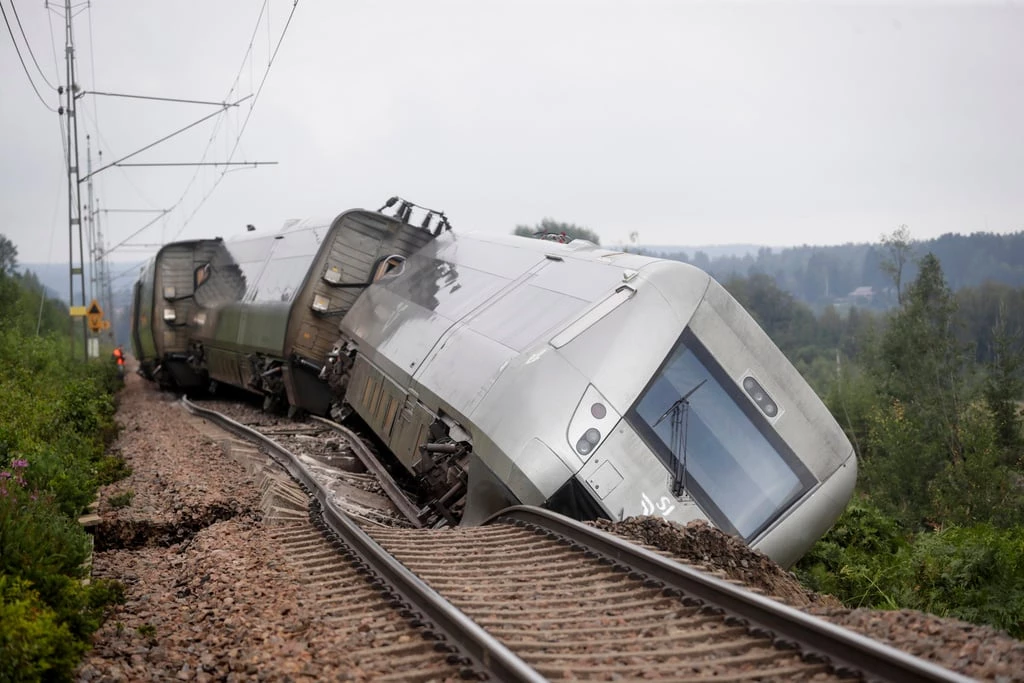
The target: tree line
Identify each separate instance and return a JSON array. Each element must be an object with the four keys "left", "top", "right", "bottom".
[
  {"left": 641, "top": 229, "right": 1024, "bottom": 310},
  {"left": 723, "top": 244, "right": 1024, "bottom": 636}
]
